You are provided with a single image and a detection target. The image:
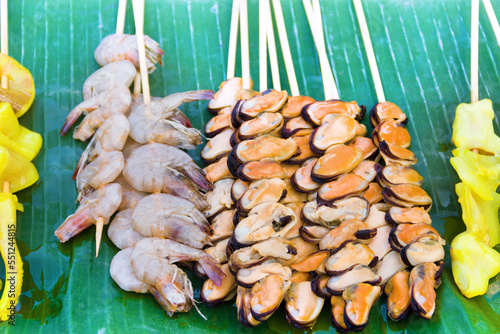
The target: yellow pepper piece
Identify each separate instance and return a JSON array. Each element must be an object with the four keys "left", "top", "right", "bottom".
[
  {"left": 451, "top": 231, "right": 500, "bottom": 298},
  {"left": 452, "top": 99, "right": 500, "bottom": 155},
  {"left": 0, "top": 185, "right": 23, "bottom": 321},
  {"left": 0, "top": 54, "right": 35, "bottom": 118},
  {"left": 0, "top": 102, "right": 42, "bottom": 161},
  {"left": 451, "top": 149, "right": 500, "bottom": 201},
  {"left": 0, "top": 145, "right": 39, "bottom": 193},
  {"left": 456, "top": 183, "right": 500, "bottom": 247}
]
